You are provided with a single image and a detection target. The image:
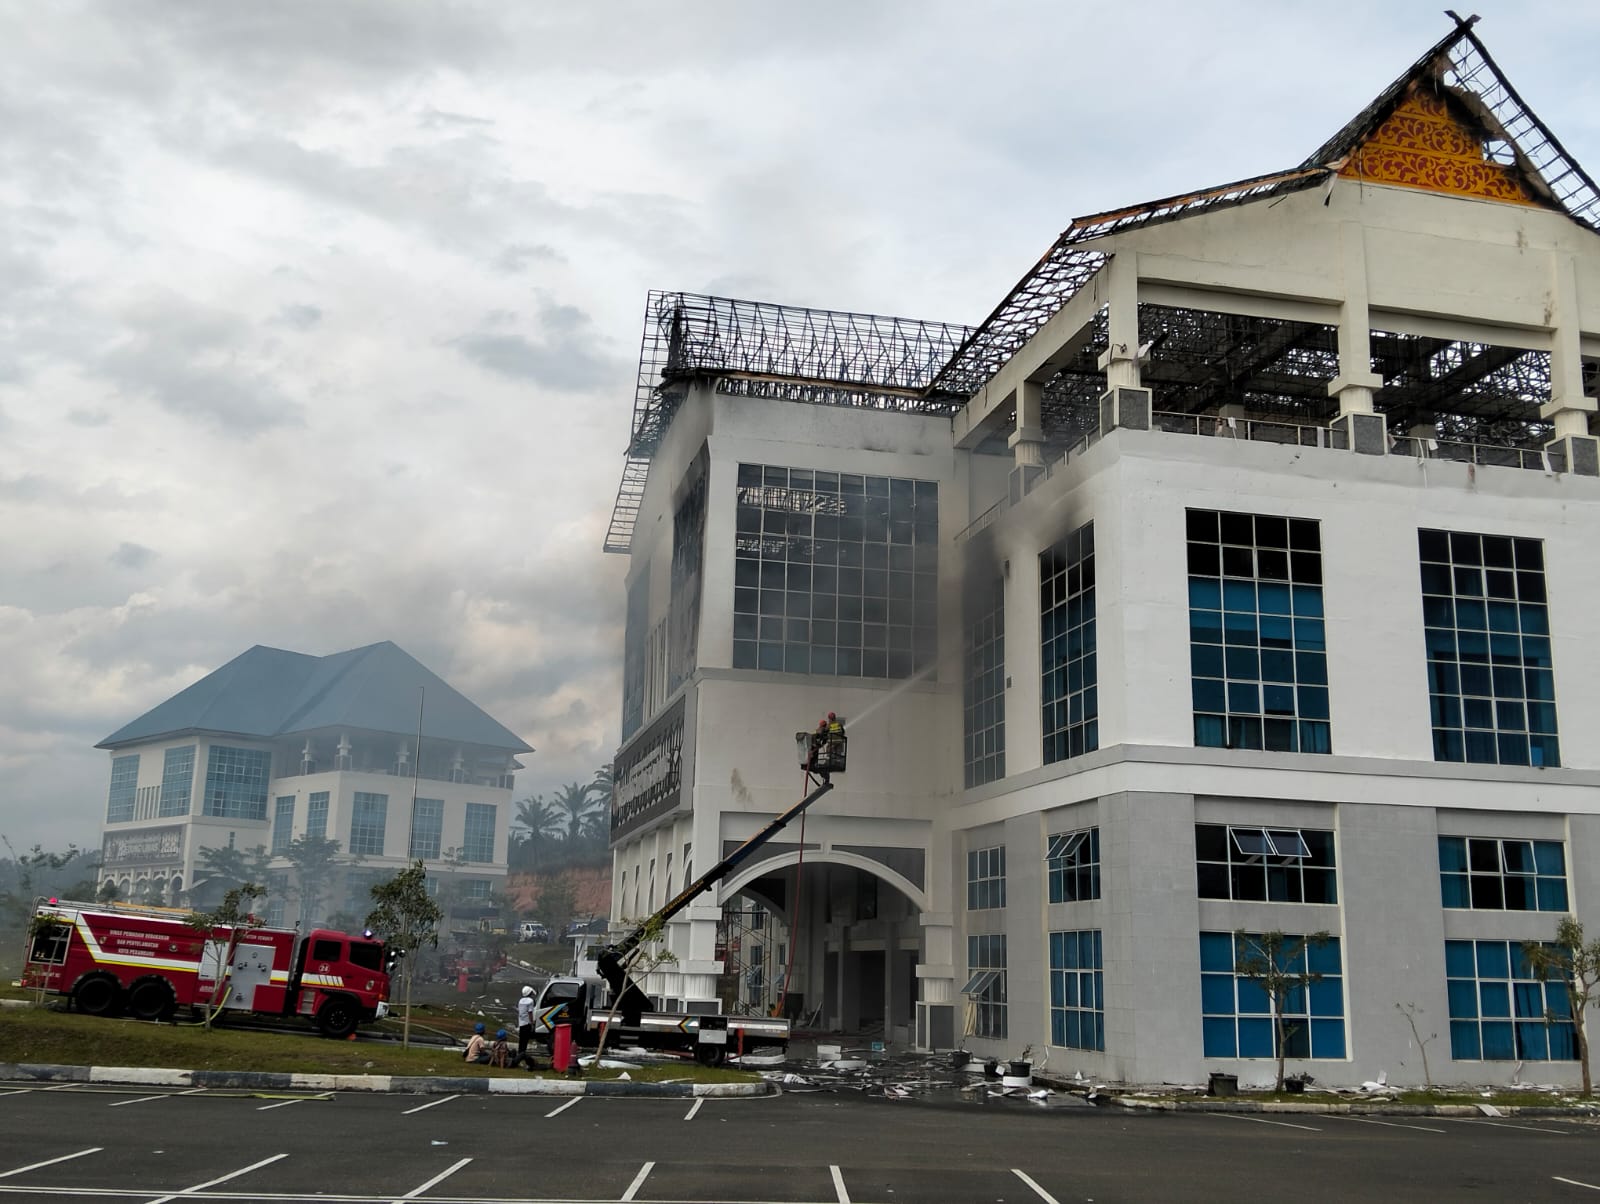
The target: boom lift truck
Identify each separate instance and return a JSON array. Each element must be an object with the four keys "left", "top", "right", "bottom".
[{"left": 531, "top": 714, "right": 848, "bottom": 1065}]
